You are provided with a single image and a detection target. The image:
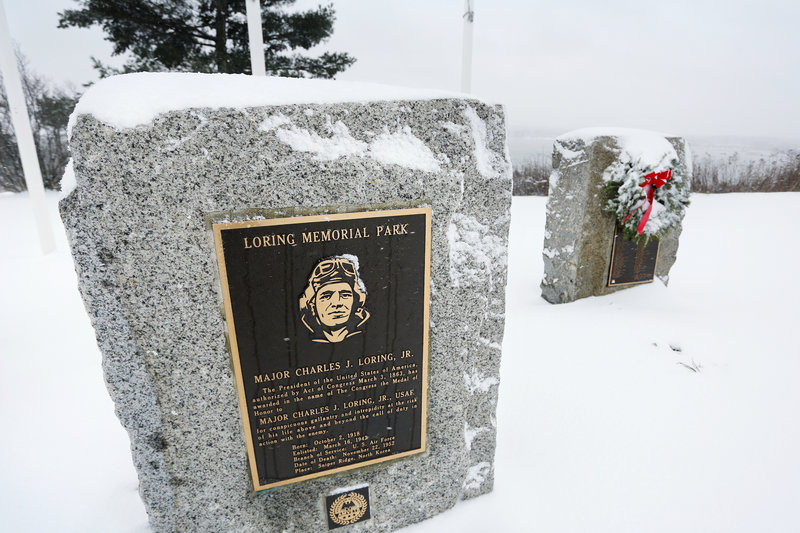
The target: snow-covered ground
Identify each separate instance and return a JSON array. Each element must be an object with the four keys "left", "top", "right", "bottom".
[{"left": 1, "top": 191, "right": 799, "bottom": 532}]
